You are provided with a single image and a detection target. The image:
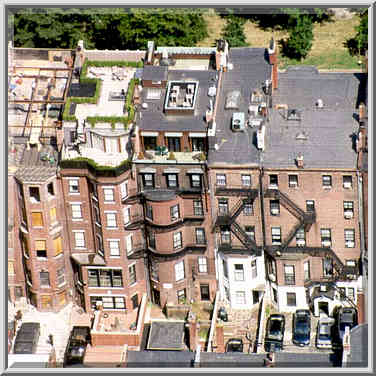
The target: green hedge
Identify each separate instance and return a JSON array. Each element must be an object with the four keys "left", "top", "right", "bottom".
[
  {"left": 60, "top": 157, "right": 131, "bottom": 177},
  {"left": 86, "top": 116, "right": 128, "bottom": 127}
]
